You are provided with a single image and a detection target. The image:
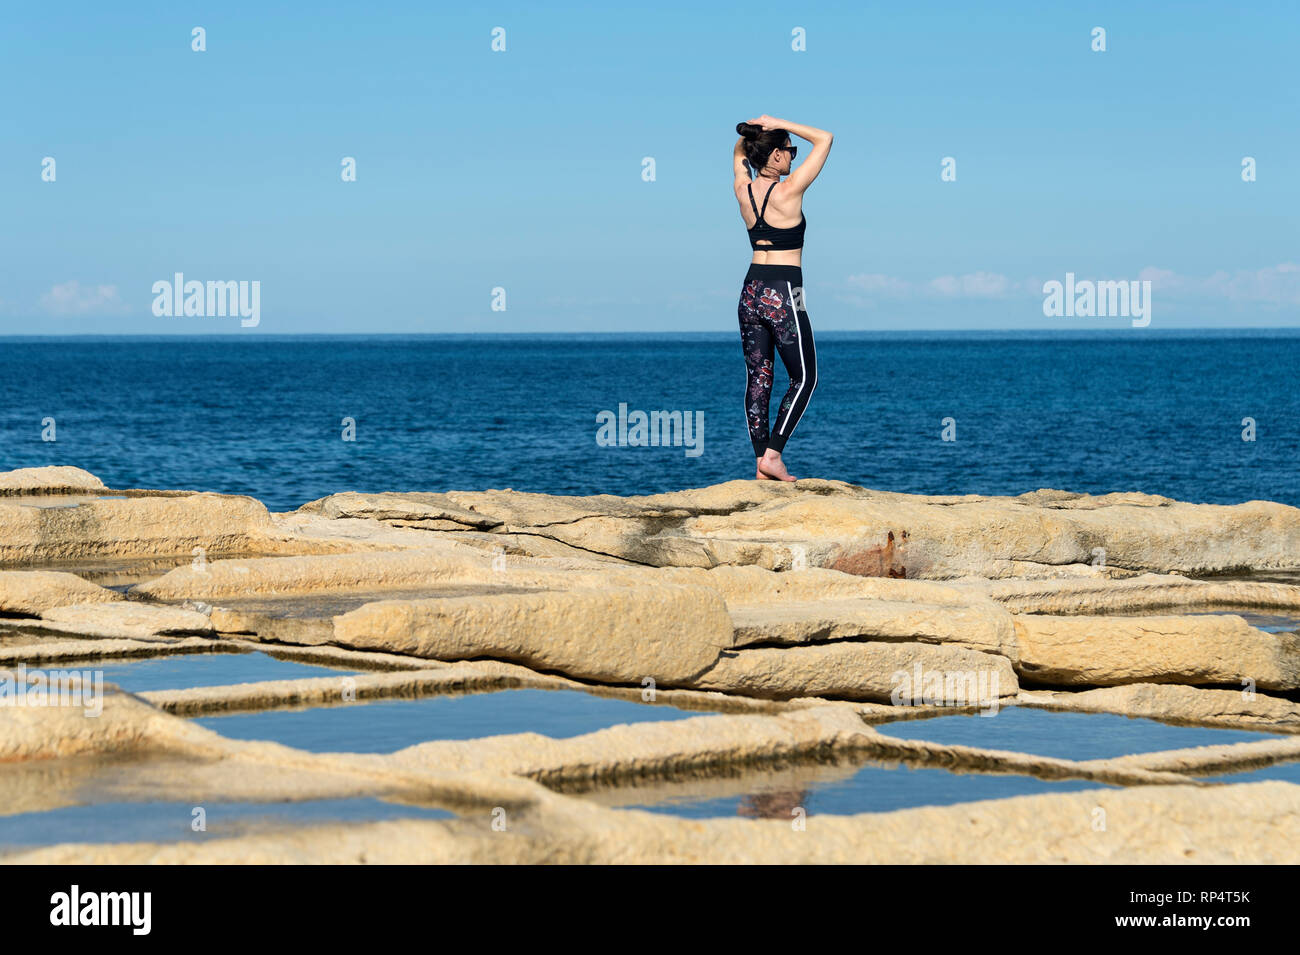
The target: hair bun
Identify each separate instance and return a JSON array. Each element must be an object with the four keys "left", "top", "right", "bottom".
[{"left": 736, "top": 121, "right": 761, "bottom": 139}]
